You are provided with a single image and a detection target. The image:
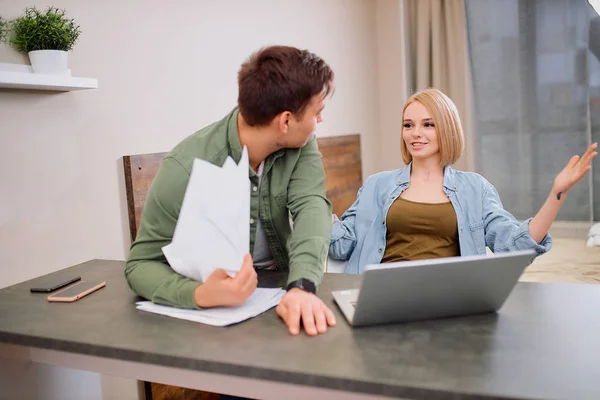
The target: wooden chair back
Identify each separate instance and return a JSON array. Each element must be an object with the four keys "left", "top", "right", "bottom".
[{"left": 123, "top": 134, "right": 362, "bottom": 243}]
